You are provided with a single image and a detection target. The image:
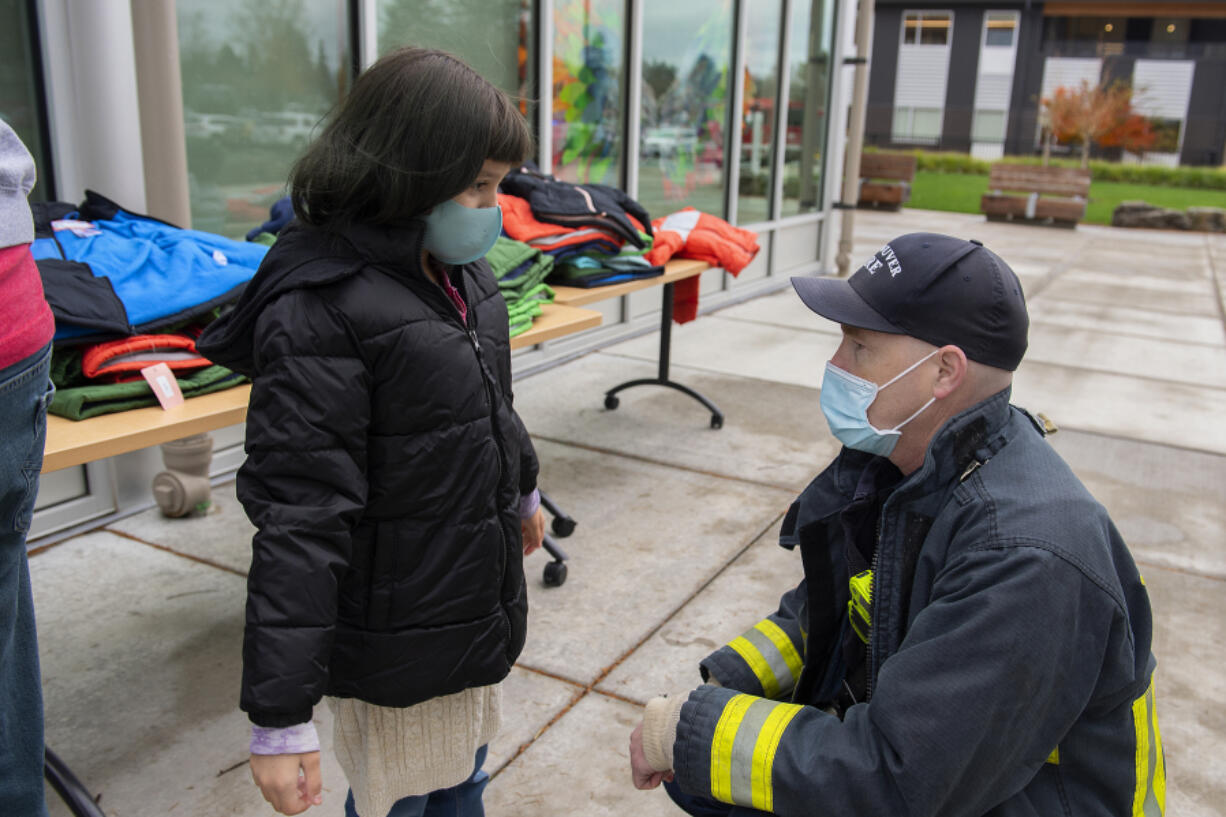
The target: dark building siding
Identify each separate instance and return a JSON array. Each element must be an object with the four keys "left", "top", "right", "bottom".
[
  {"left": 1003, "top": 6, "right": 1046, "bottom": 155},
  {"left": 866, "top": 6, "right": 902, "bottom": 146},
  {"left": 942, "top": 6, "right": 984, "bottom": 152},
  {"left": 1183, "top": 60, "right": 1226, "bottom": 166}
]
